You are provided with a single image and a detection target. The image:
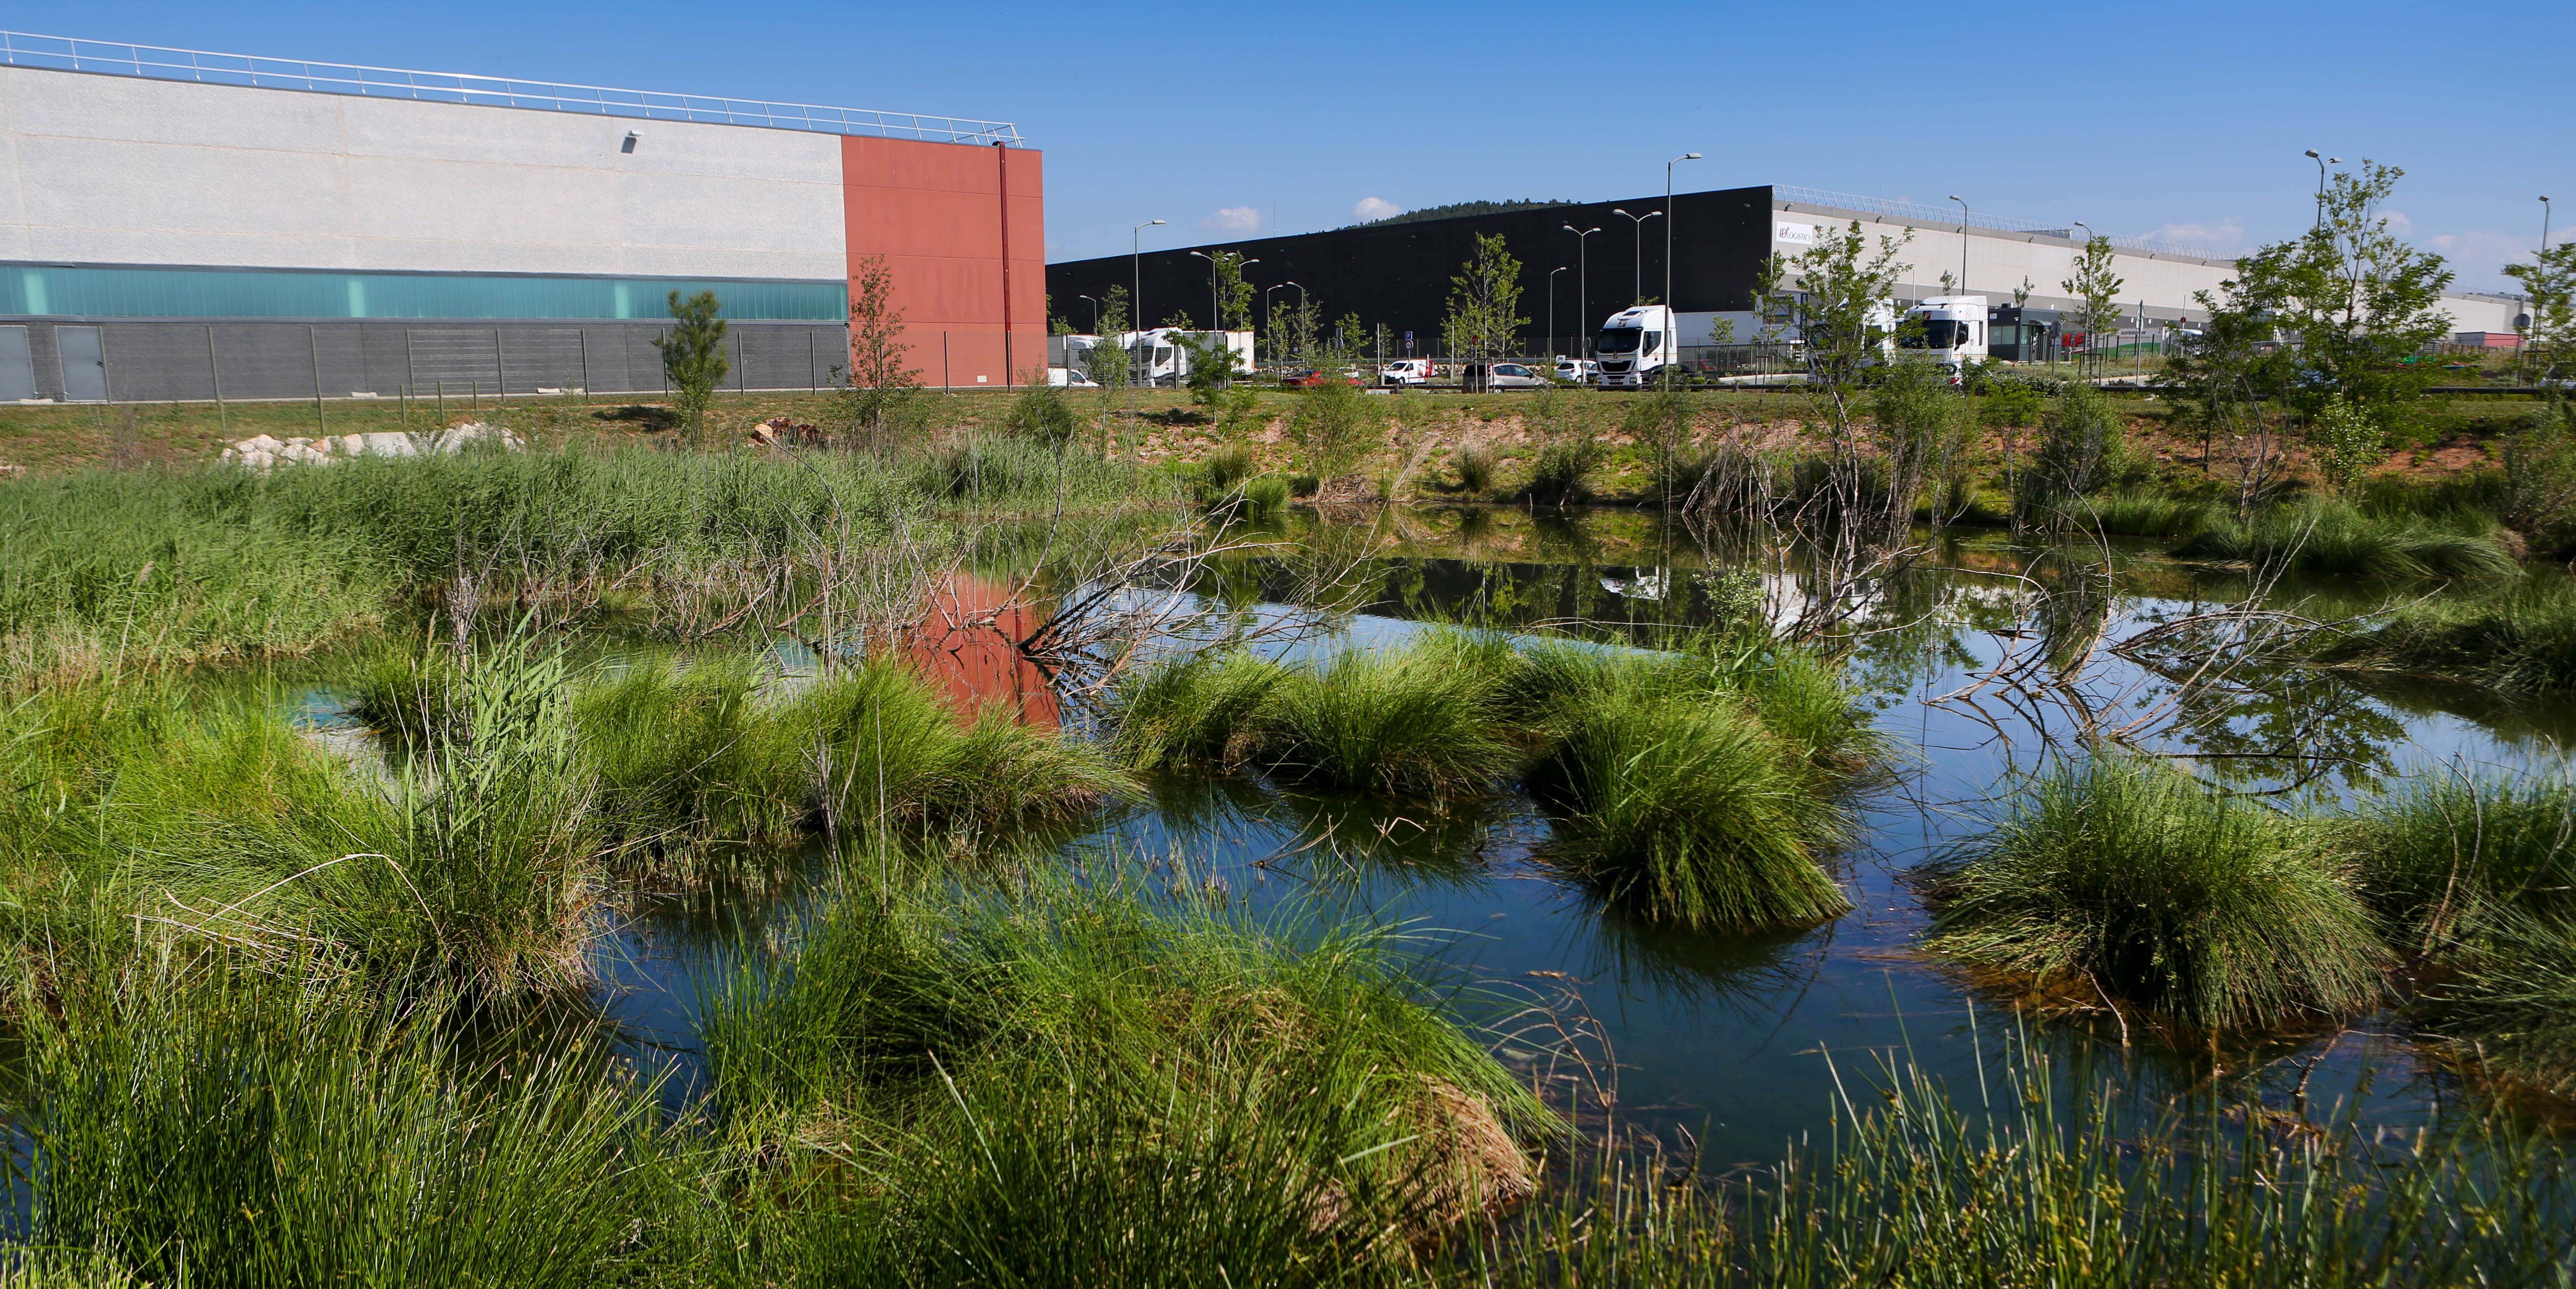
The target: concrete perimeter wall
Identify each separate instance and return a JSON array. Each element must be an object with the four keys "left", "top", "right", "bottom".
[{"left": 0, "top": 64, "right": 847, "bottom": 280}]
